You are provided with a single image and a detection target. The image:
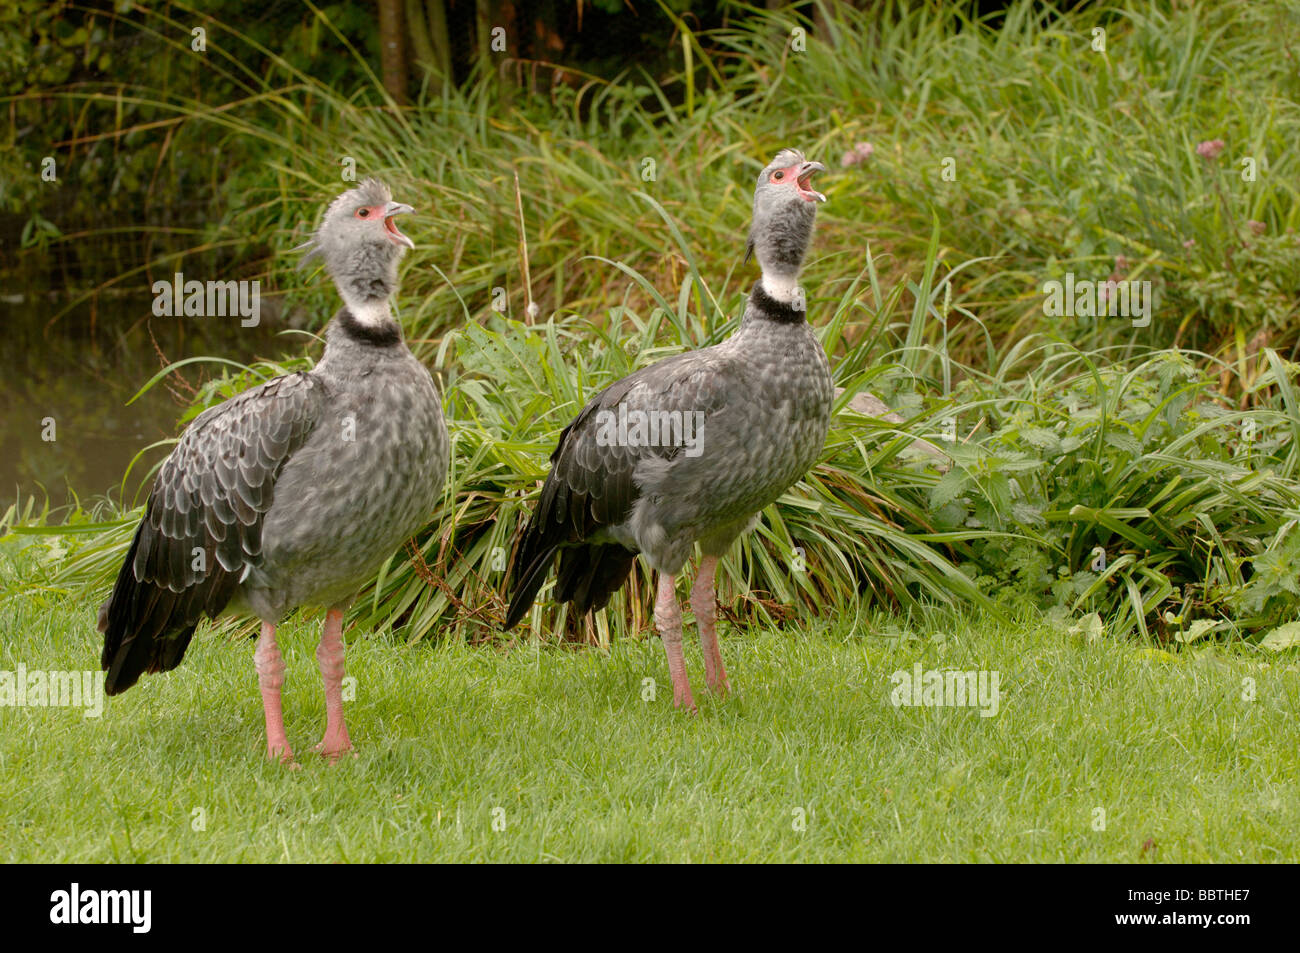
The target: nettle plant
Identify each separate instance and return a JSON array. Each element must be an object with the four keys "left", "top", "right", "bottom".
[{"left": 932, "top": 345, "right": 1300, "bottom": 639}]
